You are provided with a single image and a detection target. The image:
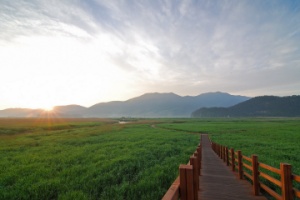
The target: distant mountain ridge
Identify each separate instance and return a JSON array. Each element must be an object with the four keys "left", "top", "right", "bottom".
[
  {"left": 0, "top": 92, "right": 250, "bottom": 118},
  {"left": 85, "top": 92, "right": 249, "bottom": 118},
  {"left": 191, "top": 95, "right": 300, "bottom": 117}
]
